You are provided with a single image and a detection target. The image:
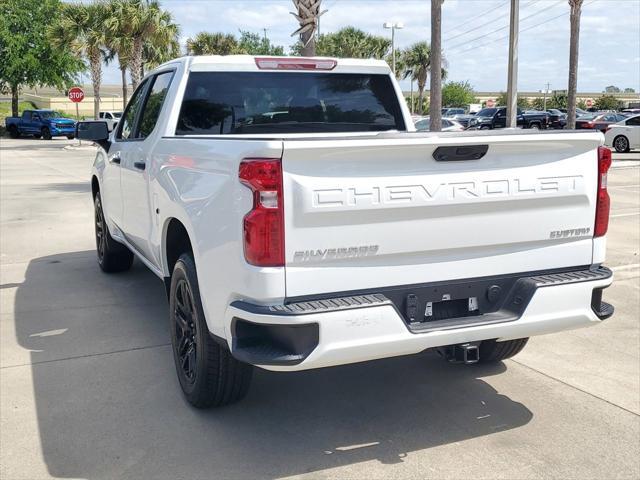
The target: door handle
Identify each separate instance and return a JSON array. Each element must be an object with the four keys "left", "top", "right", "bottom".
[
  {"left": 133, "top": 161, "right": 146, "bottom": 171},
  {"left": 109, "top": 153, "right": 121, "bottom": 164}
]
